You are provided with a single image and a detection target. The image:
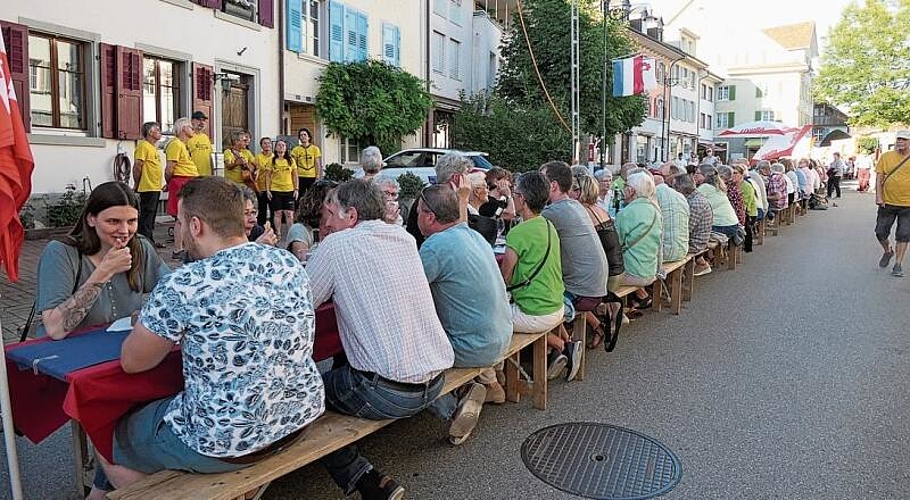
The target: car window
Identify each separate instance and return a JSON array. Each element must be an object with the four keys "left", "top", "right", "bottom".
[
  {"left": 386, "top": 152, "right": 423, "bottom": 168},
  {"left": 471, "top": 155, "right": 493, "bottom": 169}
]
